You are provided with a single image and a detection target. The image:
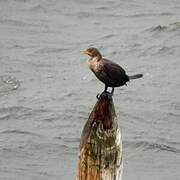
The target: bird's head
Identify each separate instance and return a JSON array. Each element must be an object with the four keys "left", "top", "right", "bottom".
[{"left": 83, "top": 47, "right": 102, "bottom": 58}]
